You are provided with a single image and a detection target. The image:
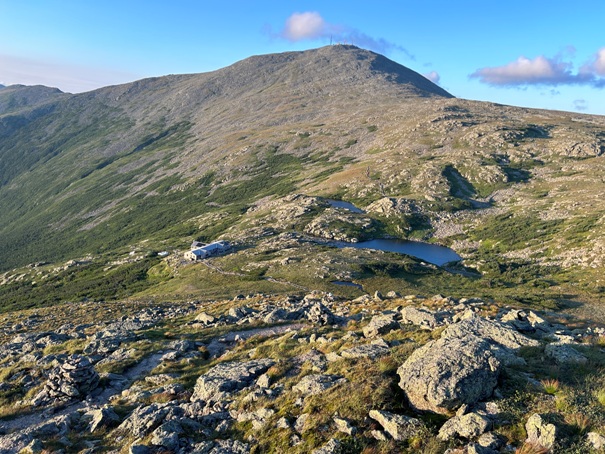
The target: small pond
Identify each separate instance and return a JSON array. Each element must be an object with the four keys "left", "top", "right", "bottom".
[
  {"left": 332, "top": 238, "right": 461, "bottom": 266},
  {"left": 326, "top": 199, "right": 365, "bottom": 214},
  {"left": 324, "top": 199, "right": 461, "bottom": 266}
]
